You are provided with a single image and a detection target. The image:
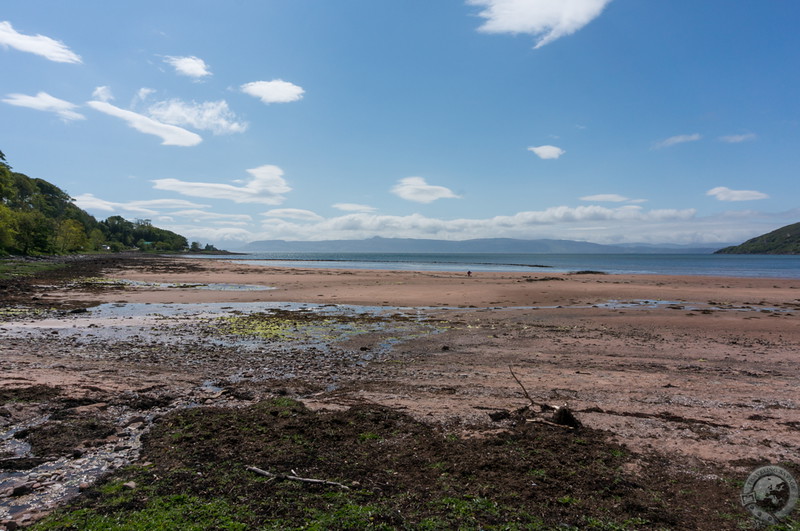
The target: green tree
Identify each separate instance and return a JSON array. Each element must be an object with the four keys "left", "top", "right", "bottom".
[
  {"left": 13, "top": 210, "right": 53, "bottom": 254},
  {"left": 55, "top": 219, "right": 89, "bottom": 253},
  {"left": 0, "top": 151, "right": 13, "bottom": 204},
  {"left": 88, "top": 228, "right": 106, "bottom": 251},
  {"left": 0, "top": 204, "right": 18, "bottom": 254}
]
